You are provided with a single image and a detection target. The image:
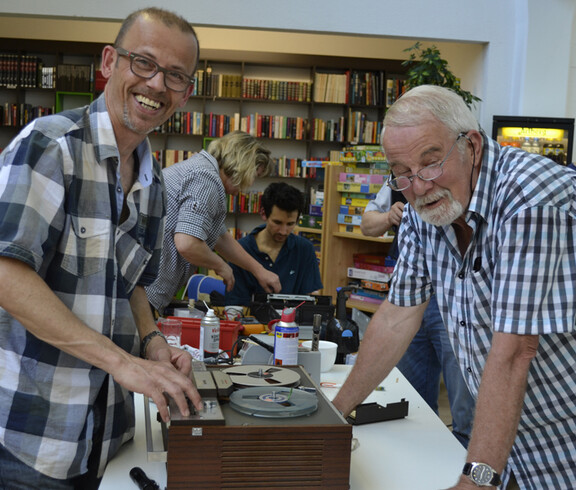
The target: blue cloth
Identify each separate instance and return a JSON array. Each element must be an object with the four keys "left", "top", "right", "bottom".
[
  {"left": 390, "top": 136, "right": 576, "bottom": 488},
  {"left": 0, "top": 94, "right": 165, "bottom": 479},
  {"left": 225, "top": 224, "right": 323, "bottom": 306},
  {"left": 366, "top": 186, "right": 474, "bottom": 446},
  {"left": 395, "top": 295, "right": 474, "bottom": 446}
]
